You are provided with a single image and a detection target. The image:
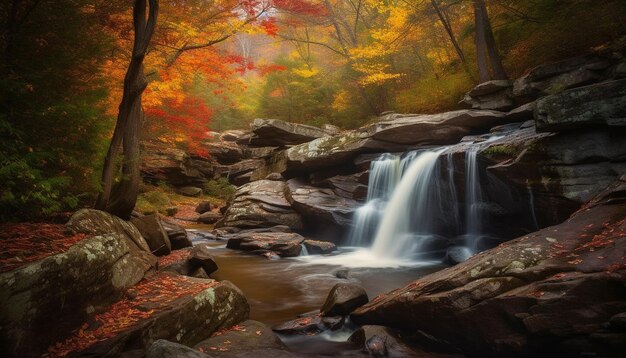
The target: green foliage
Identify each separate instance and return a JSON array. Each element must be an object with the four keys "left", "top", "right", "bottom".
[
  {"left": 0, "top": 157, "right": 78, "bottom": 220},
  {"left": 202, "top": 178, "right": 236, "bottom": 200},
  {"left": 136, "top": 189, "right": 172, "bottom": 215},
  {"left": 0, "top": 0, "right": 118, "bottom": 220}
]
